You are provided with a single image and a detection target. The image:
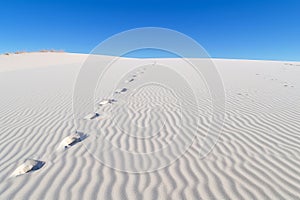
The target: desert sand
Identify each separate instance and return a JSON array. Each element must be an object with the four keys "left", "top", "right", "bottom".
[{"left": 0, "top": 53, "right": 300, "bottom": 199}]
